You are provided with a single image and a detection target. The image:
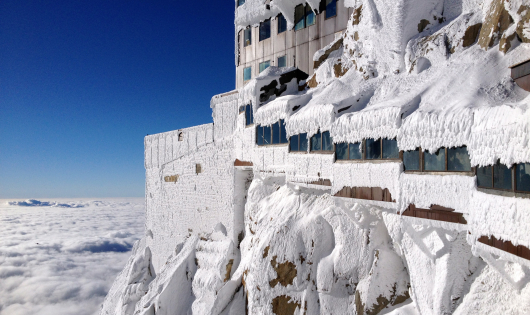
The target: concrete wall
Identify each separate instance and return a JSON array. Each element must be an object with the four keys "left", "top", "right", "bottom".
[{"left": 236, "top": 2, "right": 353, "bottom": 88}]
